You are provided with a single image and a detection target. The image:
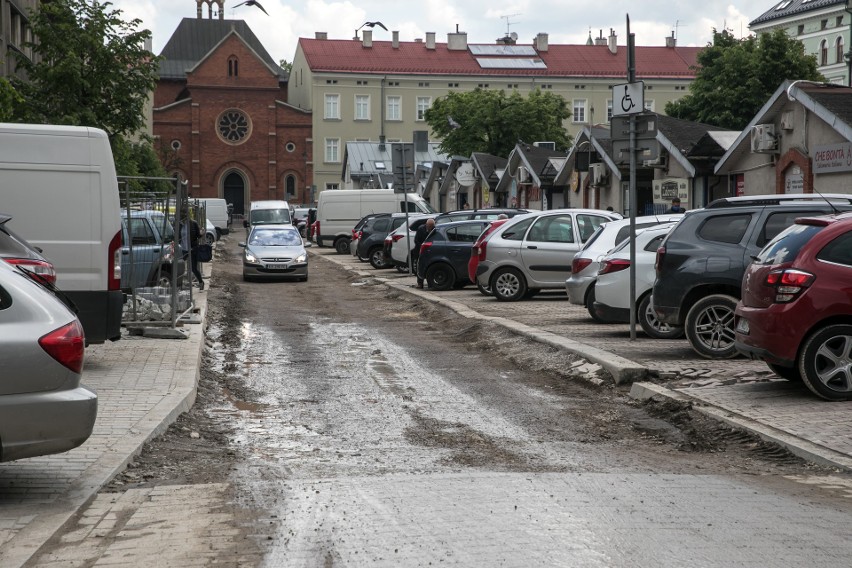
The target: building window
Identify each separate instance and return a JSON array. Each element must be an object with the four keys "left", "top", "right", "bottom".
[
  {"left": 416, "top": 96, "right": 431, "bottom": 121},
  {"left": 216, "top": 109, "right": 252, "bottom": 145},
  {"left": 356, "top": 80, "right": 369, "bottom": 85},
  {"left": 285, "top": 142, "right": 296, "bottom": 152},
  {"left": 418, "top": 82, "right": 430, "bottom": 87},
  {"left": 821, "top": 19, "right": 828, "bottom": 30},
  {"left": 820, "top": 39, "right": 828, "bottom": 66},
  {"left": 228, "top": 56, "right": 239, "bottom": 77},
  {"left": 606, "top": 100, "right": 613, "bottom": 122},
  {"left": 448, "top": 82, "right": 459, "bottom": 88},
  {"left": 325, "top": 79, "right": 338, "bottom": 84},
  {"left": 171, "top": 139, "right": 182, "bottom": 151},
  {"left": 838, "top": 16, "right": 844, "bottom": 27},
  {"left": 355, "top": 94, "right": 370, "bottom": 120},
  {"left": 837, "top": 37, "right": 845, "bottom": 64},
  {"left": 325, "top": 94, "right": 340, "bottom": 119},
  {"left": 573, "top": 99, "right": 587, "bottom": 123},
  {"left": 325, "top": 138, "right": 340, "bottom": 163},
  {"left": 286, "top": 175, "right": 296, "bottom": 198},
  {"left": 797, "top": 24, "right": 805, "bottom": 35},
  {"left": 387, "top": 81, "right": 399, "bottom": 87},
  {"left": 325, "top": 183, "right": 339, "bottom": 190},
  {"left": 387, "top": 96, "right": 401, "bottom": 121},
  {"left": 508, "top": 83, "right": 519, "bottom": 89},
  {"left": 478, "top": 83, "right": 489, "bottom": 88}
]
